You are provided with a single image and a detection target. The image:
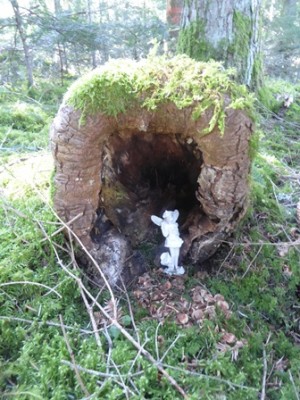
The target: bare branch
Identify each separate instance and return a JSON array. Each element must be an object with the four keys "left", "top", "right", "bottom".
[
  {"left": 0, "top": 281, "right": 62, "bottom": 298},
  {"left": 59, "top": 315, "right": 90, "bottom": 398}
]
